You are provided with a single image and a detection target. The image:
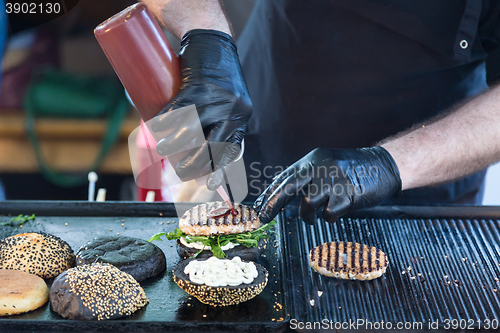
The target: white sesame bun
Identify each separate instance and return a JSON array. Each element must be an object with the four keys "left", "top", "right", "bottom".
[{"left": 0, "top": 269, "right": 49, "bottom": 316}]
